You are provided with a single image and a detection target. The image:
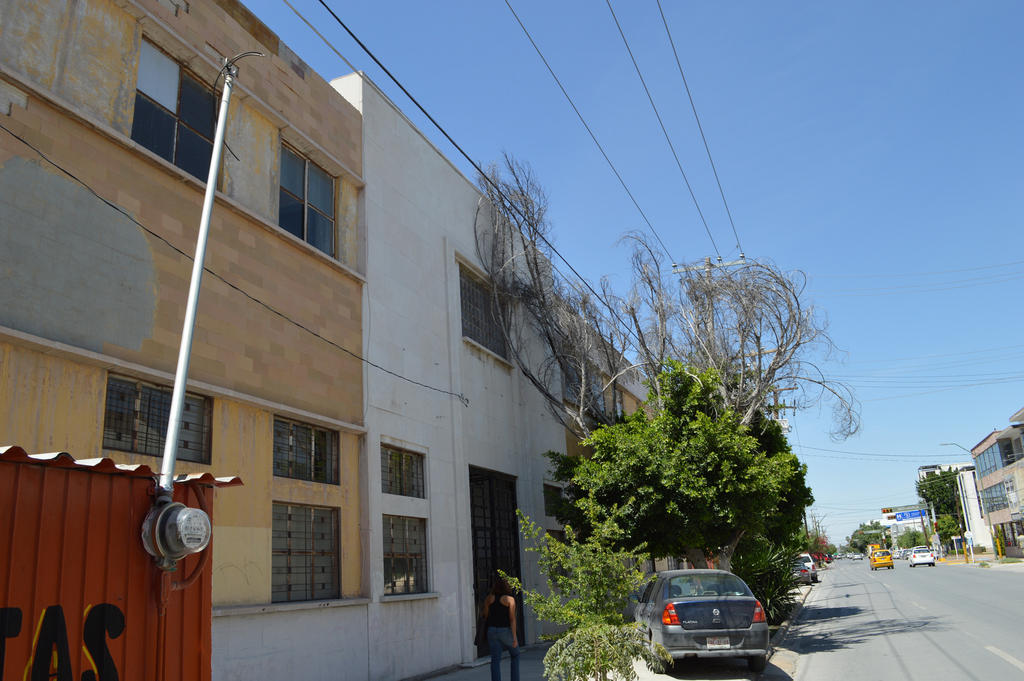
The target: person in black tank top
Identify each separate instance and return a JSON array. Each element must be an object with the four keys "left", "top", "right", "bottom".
[{"left": 481, "top": 575, "right": 520, "bottom": 681}]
